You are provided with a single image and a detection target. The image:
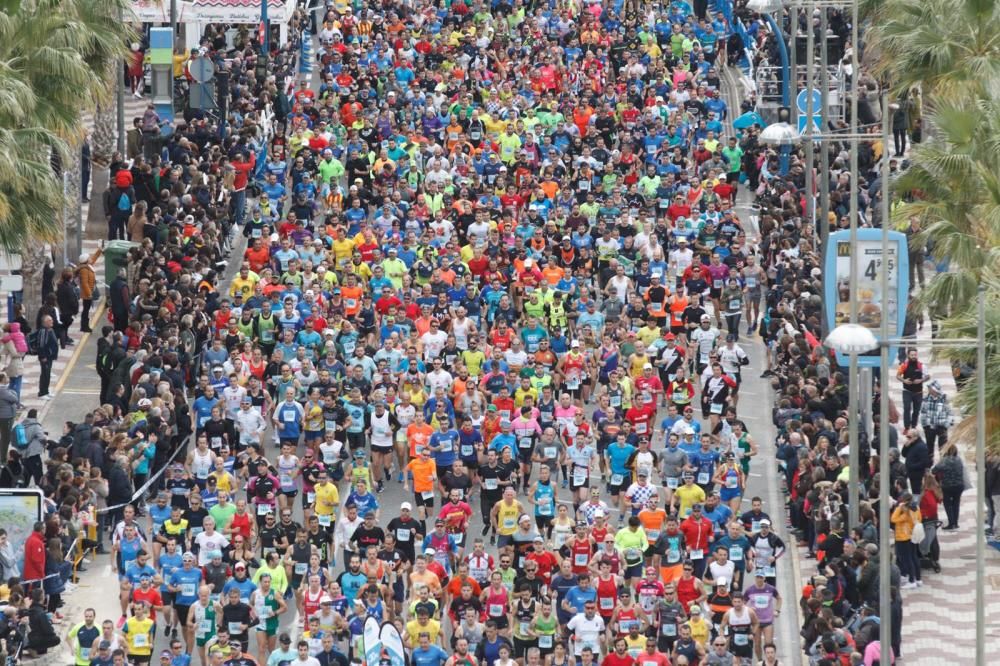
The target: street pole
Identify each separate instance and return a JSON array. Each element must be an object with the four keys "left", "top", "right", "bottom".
[
  {"left": 976, "top": 286, "right": 986, "bottom": 666},
  {"left": 846, "top": 0, "right": 861, "bottom": 533},
  {"left": 170, "top": 0, "right": 178, "bottom": 112},
  {"left": 789, "top": 9, "right": 798, "bottom": 126},
  {"left": 878, "top": 90, "right": 892, "bottom": 666},
  {"left": 804, "top": 2, "right": 816, "bottom": 229},
  {"left": 116, "top": 4, "right": 125, "bottom": 154},
  {"left": 261, "top": 0, "right": 269, "bottom": 55},
  {"left": 819, "top": 8, "right": 830, "bottom": 243}
]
